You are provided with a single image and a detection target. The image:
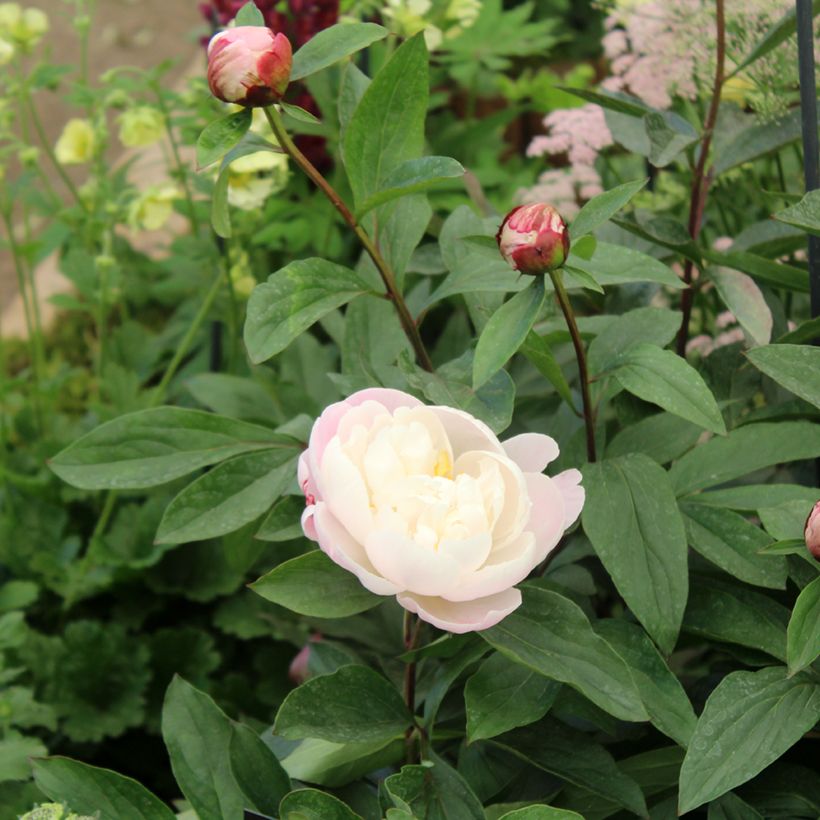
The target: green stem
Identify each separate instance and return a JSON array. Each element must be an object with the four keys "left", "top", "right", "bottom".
[
  {"left": 548, "top": 270, "right": 596, "bottom": 463},
  {"left": 262, "top": 106, "right": 434, "bottom": 372},
  {"left": 95, "top": 230, "right": 113, "bottom": 383}
]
